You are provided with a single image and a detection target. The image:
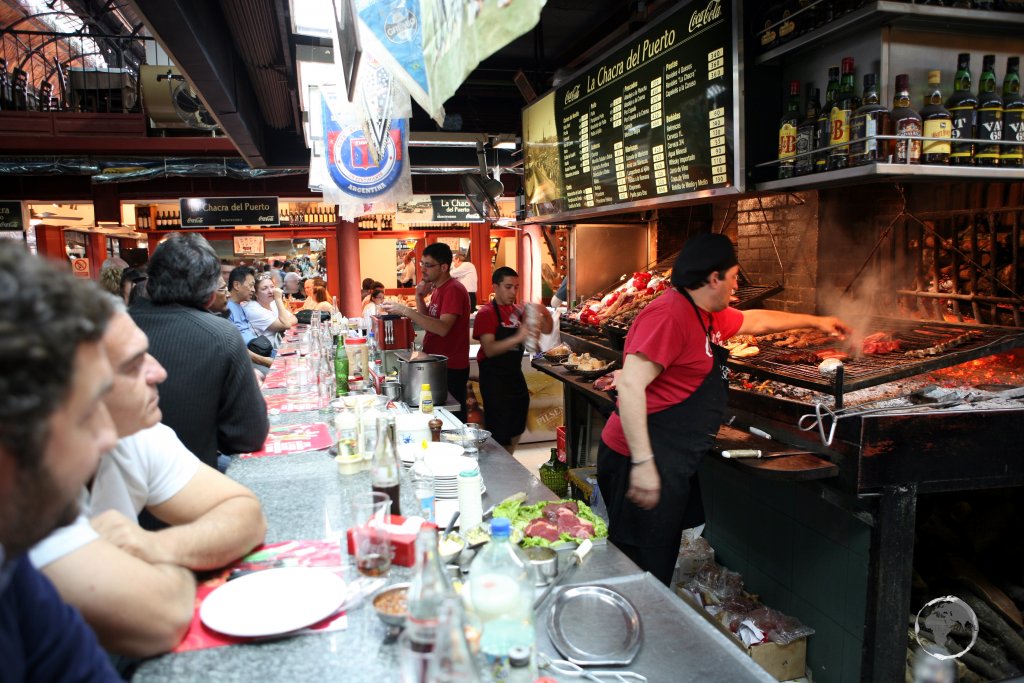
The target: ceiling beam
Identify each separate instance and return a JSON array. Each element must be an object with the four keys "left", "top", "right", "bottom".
[{"left": 126, "top": 0, "right": 305, "bottom": 169}]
